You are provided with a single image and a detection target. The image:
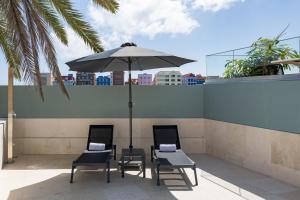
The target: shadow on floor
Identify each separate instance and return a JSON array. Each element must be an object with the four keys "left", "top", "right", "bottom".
[
  {"left": 4, "top": 154, "right": 300, "bottom": 200},
  {"left": 6, "top": 158, "right": 195, "bottom": 200},
  {"left": 4, "top": 155, "right": 78, "bottom": 170},
  {"left": 192, "top": 154, "right": 300, "bottom": 200},
  {"left": 7, "top": 170, "right": 183, "bottom": 200}
]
